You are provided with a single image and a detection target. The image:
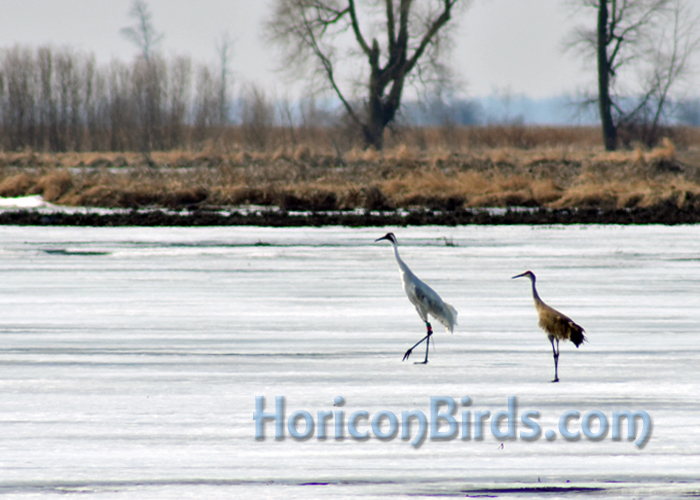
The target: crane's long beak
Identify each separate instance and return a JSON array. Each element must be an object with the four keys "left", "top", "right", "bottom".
[
  {"left": 374, "top": 235, "right": 389, "bottom": 243},
  {"left": 512, "top": 272, "right": 527, "bottom": 279}
]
